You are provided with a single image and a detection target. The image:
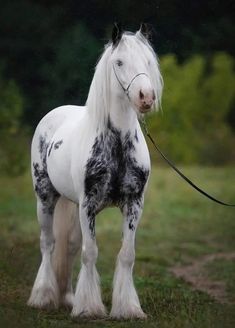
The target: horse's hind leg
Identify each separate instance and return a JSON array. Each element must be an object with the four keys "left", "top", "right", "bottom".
[
  {"left": 63, "top": 212, "right": 81, "bottom": 307},
  {"left": 52, "top": 197, "right": 81, "bottom": 308},
  {"left": 28, "top": 197, "right": 59, "bottom": 309}
]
